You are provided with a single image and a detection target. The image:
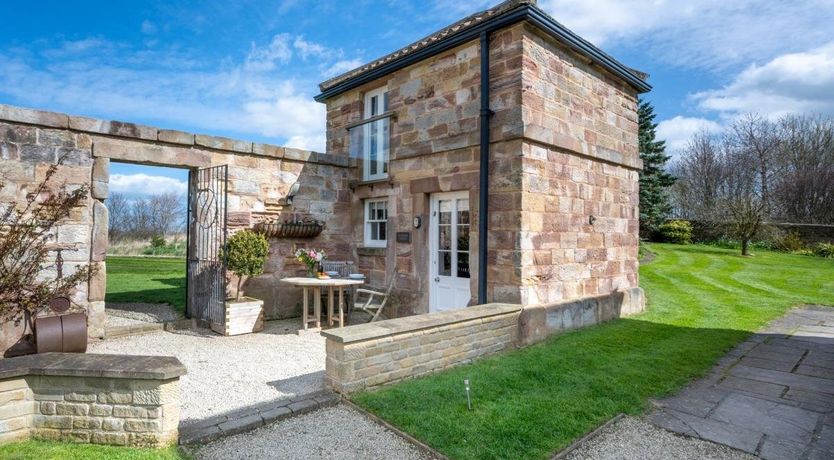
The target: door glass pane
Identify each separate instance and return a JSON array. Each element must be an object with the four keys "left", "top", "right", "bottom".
[
  {"left": 439, "top": 200, "right": 451, "bottom": 224},
  {"left": 439, "top": 225, "right": 451, "bottom": 250},
  {"left": 457, "top": 252, "right": 470, "bottom": 278},
  {"left": 440, "top": 251, "right": 451, "bottom": 276},
  {"left": 457, "top": 199, "right": 470, "bottom": 225},
  {"left": 458, "top": 224, "right": 469, "bottom": 251}
]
